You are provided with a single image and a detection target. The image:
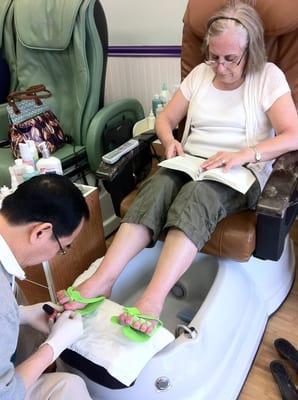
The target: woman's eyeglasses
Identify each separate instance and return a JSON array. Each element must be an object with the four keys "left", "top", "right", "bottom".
[
  {"left": 205, "top": 49, "right": 247, "bottom": 69},
  {"left": 52, "top": 229, "right": 69, "bottom": 256}
]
